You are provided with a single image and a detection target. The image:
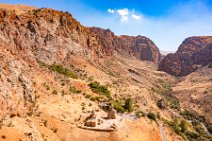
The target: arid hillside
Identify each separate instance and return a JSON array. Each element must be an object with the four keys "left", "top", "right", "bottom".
[
  {"left": 0, "top": 4, "right": 211, "bottom": 141},
  {"left": 0, "top": 6, "right": 166, "bottom": 141}
]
